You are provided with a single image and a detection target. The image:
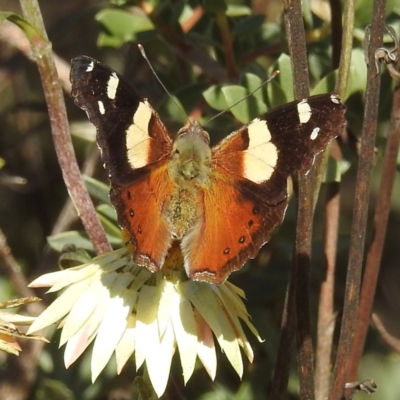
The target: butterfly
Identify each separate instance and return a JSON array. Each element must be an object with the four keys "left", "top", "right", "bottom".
[{"left": 70, "top": 55, "right": 346, "bottom": 284}]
